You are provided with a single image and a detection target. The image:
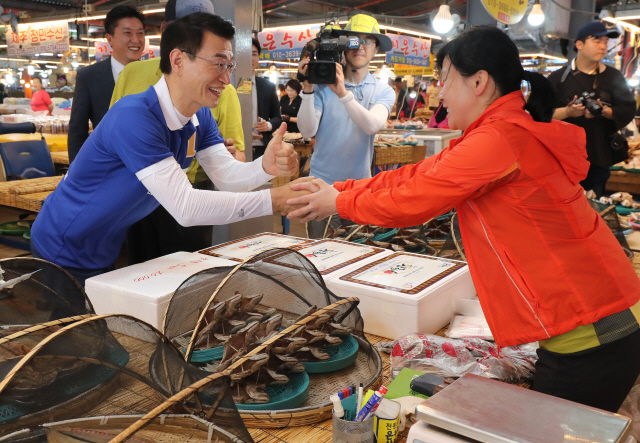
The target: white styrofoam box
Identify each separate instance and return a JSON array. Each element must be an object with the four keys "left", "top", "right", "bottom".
[
  {"left": 327, "top": 252, "right": 476, "bottom": 339},
  {"left": 1, "top": 114, "right": 30, "bottom": 124},
  {"left": 289, "top": 238, "right": 392, "bottom": 281},
  {"left": 85, "top": 252, "right": 236, "bottom": 331},
  {"left": 198, "top": 232, "right": 312, "bottom": 262}
]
